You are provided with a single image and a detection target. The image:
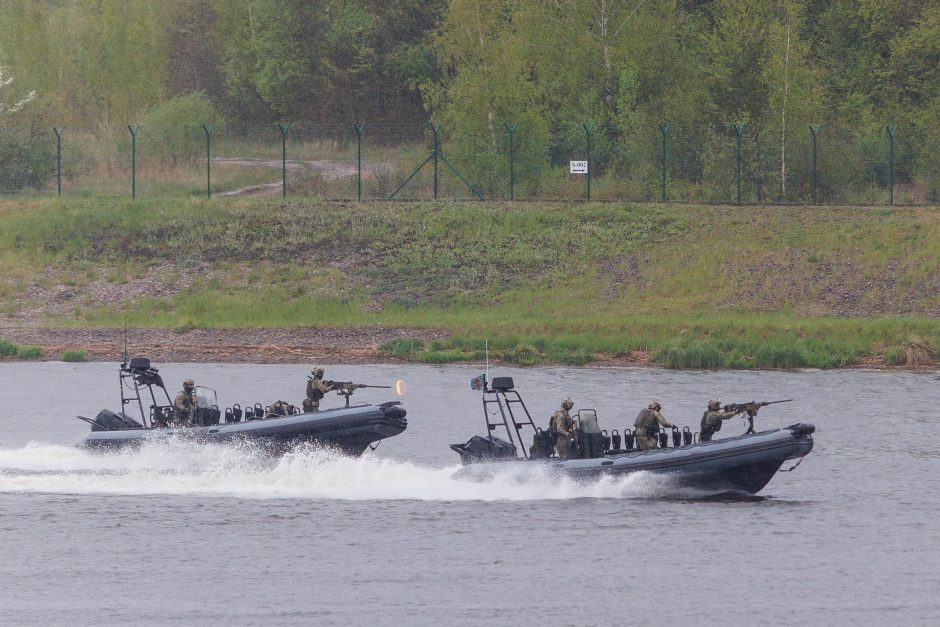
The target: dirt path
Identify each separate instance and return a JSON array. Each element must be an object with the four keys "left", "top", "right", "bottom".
[{"left": 214, "top": 157, "right": 381, "bottom": 197}]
